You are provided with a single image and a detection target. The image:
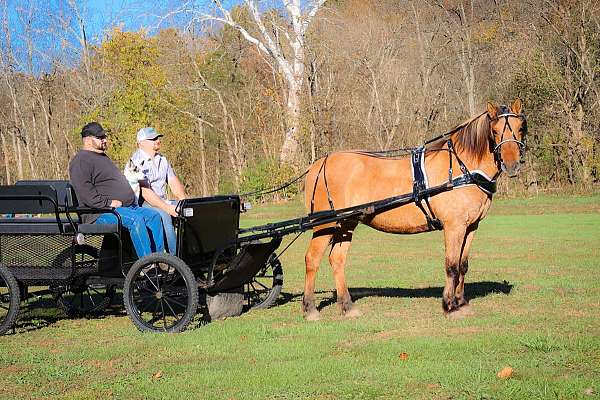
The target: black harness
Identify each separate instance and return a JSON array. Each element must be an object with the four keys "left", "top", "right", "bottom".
[
  {"left": 307, "top": 109, "right": 526, "bottom": 231},
  {"left": 410, "top": 139, "right": 497, "bottom": 230}
]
